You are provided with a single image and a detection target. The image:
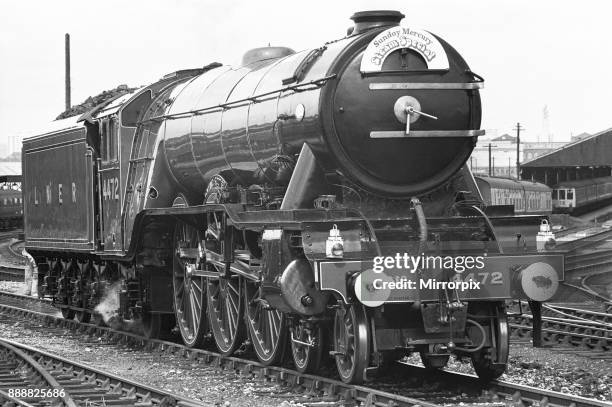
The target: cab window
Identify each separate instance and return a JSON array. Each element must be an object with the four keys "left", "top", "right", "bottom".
[
  {"left": 552, "top": 190, "right": 558, "bottom": 199},
  {"left": 559, "top": 190, "right": 566, "bottom": 200},
  {"left": 567, "top": 190, "right": 574, "bottom": 200}
]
